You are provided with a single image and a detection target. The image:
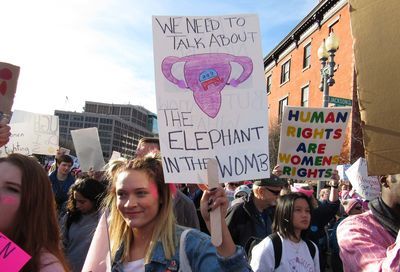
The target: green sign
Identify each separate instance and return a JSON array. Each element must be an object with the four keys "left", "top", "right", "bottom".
[{"left": 328, "top": 96, "right": 352, "bottom": 106}]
